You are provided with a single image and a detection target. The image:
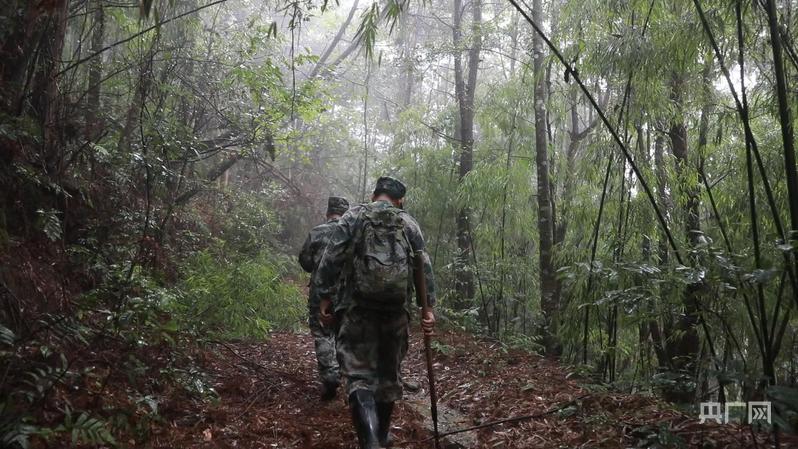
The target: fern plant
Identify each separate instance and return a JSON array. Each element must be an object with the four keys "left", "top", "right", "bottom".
[{"left": 56, "top": 407, "right": 116, "bottom": 447}]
